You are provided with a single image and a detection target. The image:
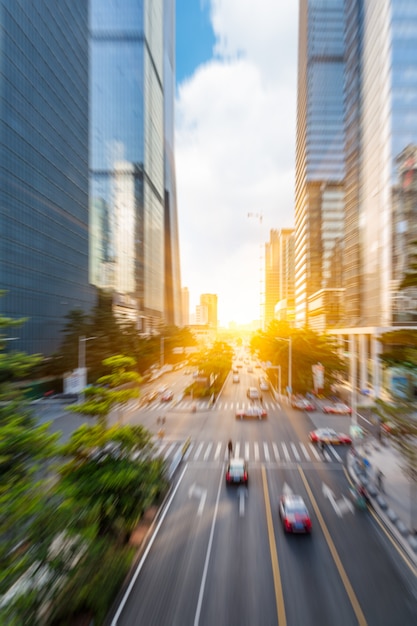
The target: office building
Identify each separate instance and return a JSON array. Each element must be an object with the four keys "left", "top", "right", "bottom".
[
  {"left": 0, "top": 0, "right": 94, "bottom": 355},
  {"left": 90, "top": 0, "right": 181, "bottom": 332},
  {"left": 295, "top": 0, "right": 346, "bottom": 327},
  {"left": 181, "top": 287, "right": 190, "bottom": 326},
  {"left": 264, "top": 229, "right": 295, "bottom": 327},
  {"left": 200, "top": 294, "right": 218, "bottom": 329}
]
